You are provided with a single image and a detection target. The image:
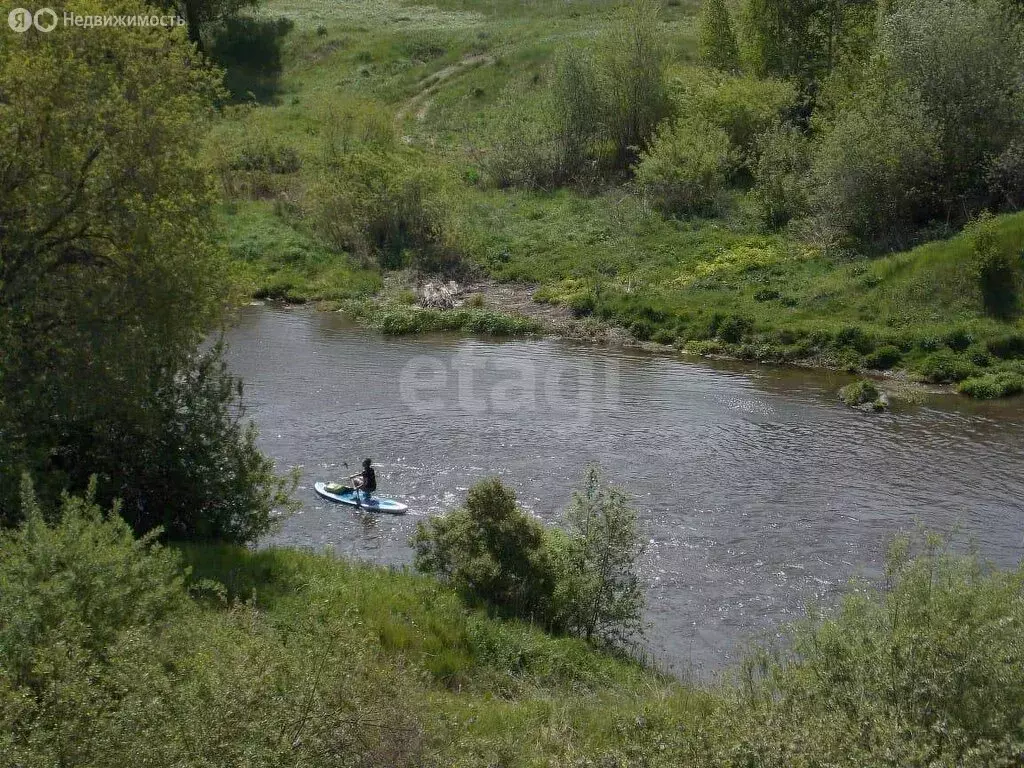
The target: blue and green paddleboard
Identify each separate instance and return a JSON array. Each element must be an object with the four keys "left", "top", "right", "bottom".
[{"left": 314, "top": 481, "right": 409, "bottom": 514}]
